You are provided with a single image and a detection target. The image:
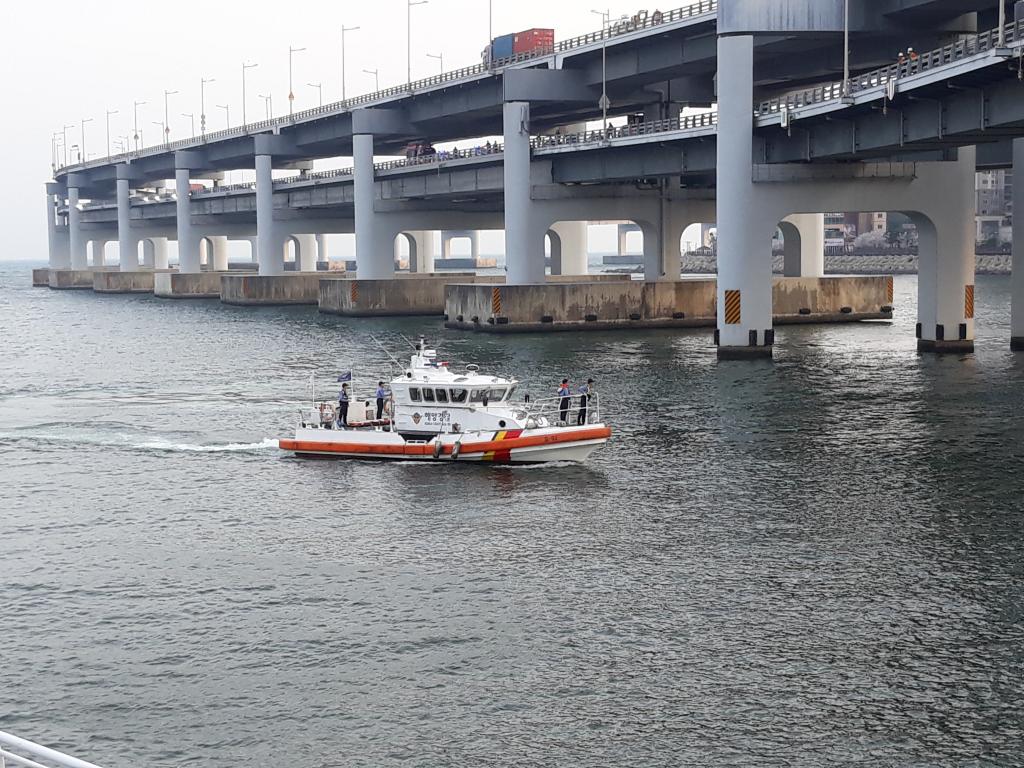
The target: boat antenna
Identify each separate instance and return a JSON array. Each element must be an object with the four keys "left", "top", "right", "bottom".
[
  {"left": 370, "top": 335, "right": 403, "bottom": 368},
  {"left": 399, "top": 334, "right": 419, "bottom": 351}
]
